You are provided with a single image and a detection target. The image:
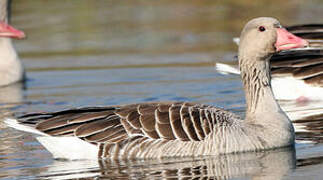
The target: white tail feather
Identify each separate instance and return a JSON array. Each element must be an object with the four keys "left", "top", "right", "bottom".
[
  {"left": 4, "top": 118, "right": 48, "bottom": 136},
  {"left": 5, "top": 118, "right": 98, "bottom": 160},
  {"left": 37, "top": 137, "right": 98, "bottom": 160}
]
